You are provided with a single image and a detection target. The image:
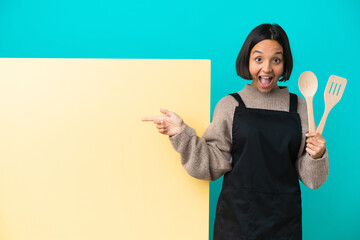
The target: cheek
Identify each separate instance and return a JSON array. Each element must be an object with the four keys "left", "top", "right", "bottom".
[
  {"left": 275, "top": 64, "right": 285, "bottom": 77},
  {"left": 249, "top": 61, "right": 258, "bottom": 76}
]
